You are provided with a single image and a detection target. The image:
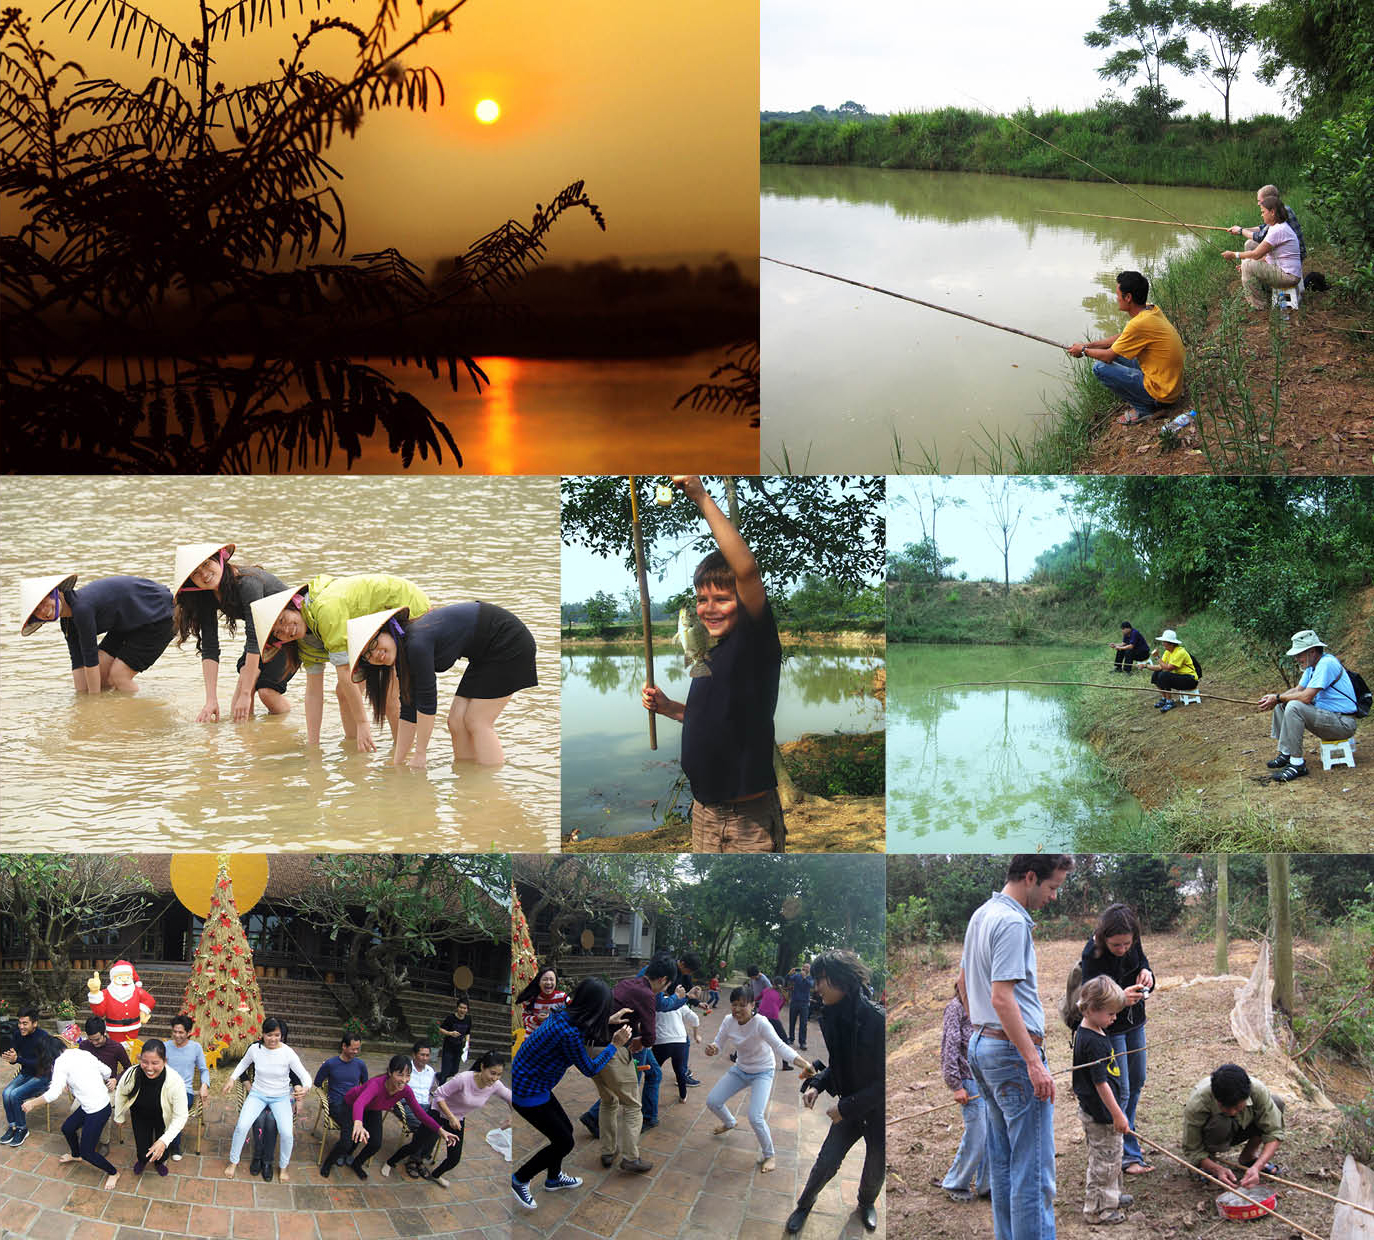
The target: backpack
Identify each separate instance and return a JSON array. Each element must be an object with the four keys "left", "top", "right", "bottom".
[
  {"left": 1191, "top": 653, "right": 1203, "bottom": 682},
  {"left": 1346, "top": 668, "right": 1372, "bottom": 718}
]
